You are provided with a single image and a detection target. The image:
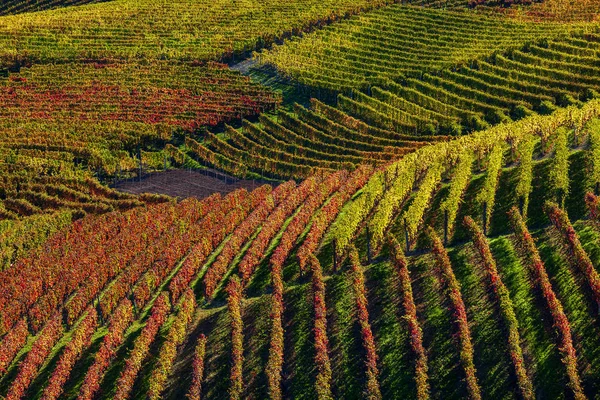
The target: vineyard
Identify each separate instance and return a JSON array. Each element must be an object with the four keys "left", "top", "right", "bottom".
[
  {"left": 259, "top": 4, "right": 586, "bottom": 92},
  {"left": 3, "top": 0, "right": 600, "bottom": 399}
]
